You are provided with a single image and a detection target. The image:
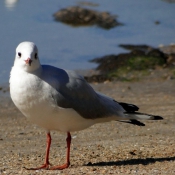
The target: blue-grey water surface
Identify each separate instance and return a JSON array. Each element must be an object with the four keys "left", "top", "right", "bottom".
[{"left": 0, "top": 0, "right": 175, "bottom": 84}]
